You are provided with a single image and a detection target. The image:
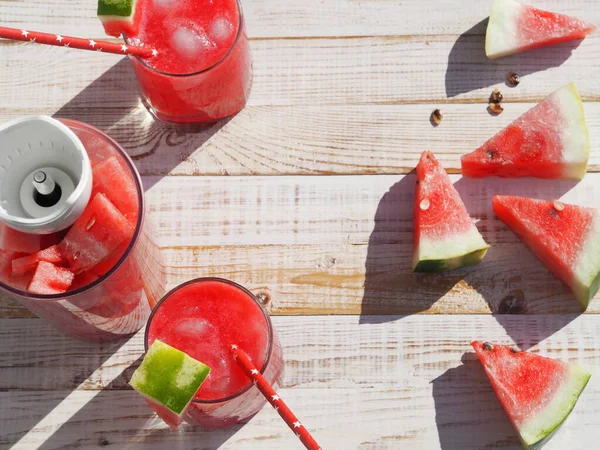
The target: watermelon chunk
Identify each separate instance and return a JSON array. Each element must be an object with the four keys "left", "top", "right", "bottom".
[
  {"left": 0, "top": 249, "right": 31, "bottom": 290},
  {"left": 130, "top": 340, "right": 211, "bottom": 430},
  {"left": 472, "top": 341, "right": 590, "bottom": 449},
  {"left": 12, "top": 245, "right": 65, "bottom": 276},
  {"left": 97, "top": 0, "right": 144, "bottom": 38},
  {"left": 461, "top": 84, "right": 589, "bottom": 180},
  {"left": 27, "top": 261, "right": 74, "bottom": 295},
  {"left": 413, "top": 151, "right": 489, "bottom": 272},
  {"left": 0, "top": 223, "right": 41, "bottom": 254},
  {"left": 493, "top": 195, "right": 600, "bottom": 309},
  {"left": 92, "top": 156, "right": 139, "bottom": 225},
  {"left": 59, "top": 193, "right": 134, "bottom": 274},
  {"left": 486, "top": 0, "right": 596, "bottom": 59}
]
